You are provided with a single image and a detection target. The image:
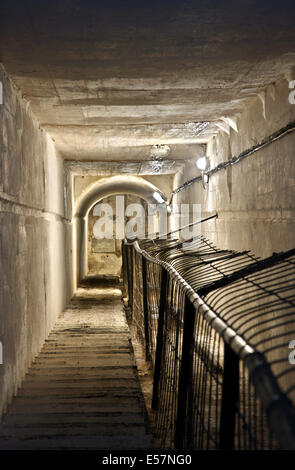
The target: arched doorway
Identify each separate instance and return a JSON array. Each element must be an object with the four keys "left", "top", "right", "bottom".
[{"left": 74, "top": 175, "right": 168, "bottom": 282}]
